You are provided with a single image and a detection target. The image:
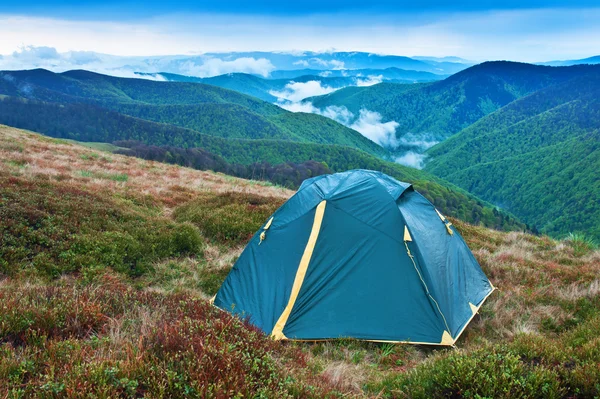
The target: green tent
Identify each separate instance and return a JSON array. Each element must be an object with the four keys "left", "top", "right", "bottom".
[{"left": 214, "top": 170, "right": 494, "bottom": 345}]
